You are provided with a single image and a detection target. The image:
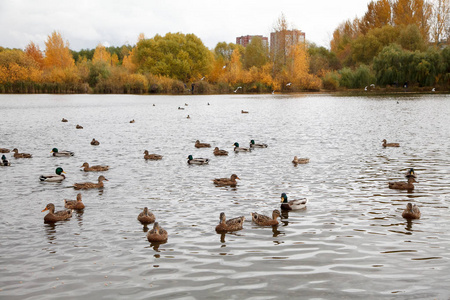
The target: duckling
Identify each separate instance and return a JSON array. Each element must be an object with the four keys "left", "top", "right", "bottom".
[
  {"left": 137, "top": 207, "right": 156, "bottom": 225},
  {"left": 213, "top": 174, "right": 240, "bottom": 186},
  {"left": 76, "top": 124, "right": 83, "bottom": 129},
  {"left": 195, "top": 140, "right": 211, "bottom": 148},
  {"left": 215, "top": 212, "right": 245, "bottom": 232},
  {"left": 39, "top": 167, "right": 66, "bottom": 182},
  {"left": 73, "top": 175, "right": 108, "bottom": 190},
  {"left": 42, "top": 203, "right": 72, "bottom": 223},
  {"left": 147, "top": 222, "right": 168, "bottom": 243},
  {"left": 382, "top": 139, "right": 400, "bottom": 147},
  {"left": 61, "top": 118, "right": 68, "bottom": 122},
  {"left": 280, "top": 193, "right": 308, "bottom": 211},
  {"left": 213, "top": 147, "right": 228, "bottom": 156},
  {"left": 1, "top": 155, "right": 10, "bottom": 166},
  {"left": 143, "top": 150, "right": 163, "bottom": 160},
  {"left": 51, "top": 148, "right": 74, "bottom": 157},
  {"left": 249, "top": 140, "right": 268, "bottom": 148},
  {"left": 0, "top": 148, "right": 10, "bottom": 153},
  {"left": 402, "top": 203, "right": 421, "bottom": 219},
  {"left": 64, "top": 193, "right": 85, "bottom": 210},
  {"left": 130, "top": 119, "right": 135, "bottom": 123},
  {"left": 251, "top": 210, "right": 281, "bottom": 226},
  {"left": 241, "top": 110, "right": 249, "bottom": 114},
  {"left": 388, "top": 176, "right": 417, "bottom": 190},
  {"left": 187, "top": 155, "right": 209, "bottom": 165},
  {"left": 12, "top": 148, "right": 32, "bottom": 158},
  {"left": 233, "top": 142, "right": 251, "bottom": 152},
  {"left": 81, "top": 162, "right": 109, "bottom": 172},
  {"left": 91, "top": 138, "right": 100, "bottom": 146},
  {"left": 292, "top": 156, "right": 310, "bottom": 164}
]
